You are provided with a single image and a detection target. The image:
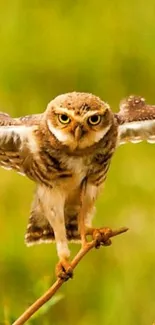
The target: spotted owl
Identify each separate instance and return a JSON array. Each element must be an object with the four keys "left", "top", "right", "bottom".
[{"left": 0, "top": 92, "right": 154, "bottom": 278}]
